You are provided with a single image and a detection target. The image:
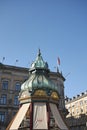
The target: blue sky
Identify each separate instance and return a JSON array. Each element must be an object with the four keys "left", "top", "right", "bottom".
[{"left": 0, "top": 0, "right": 87, "bottom": 98}]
